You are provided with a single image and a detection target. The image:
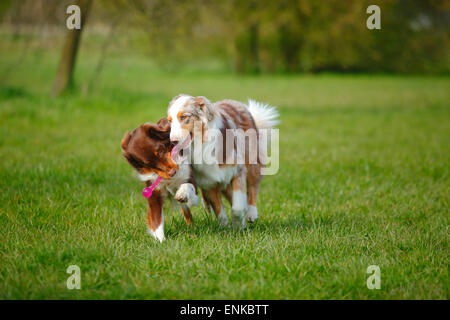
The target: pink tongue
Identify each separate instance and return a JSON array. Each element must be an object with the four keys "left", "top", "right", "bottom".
[
  {"left": 171, "top": 136, "right": 191, "bottom": 158},
  {"left": 170, "top": 144, "right": 180, "bottom": 157}
]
